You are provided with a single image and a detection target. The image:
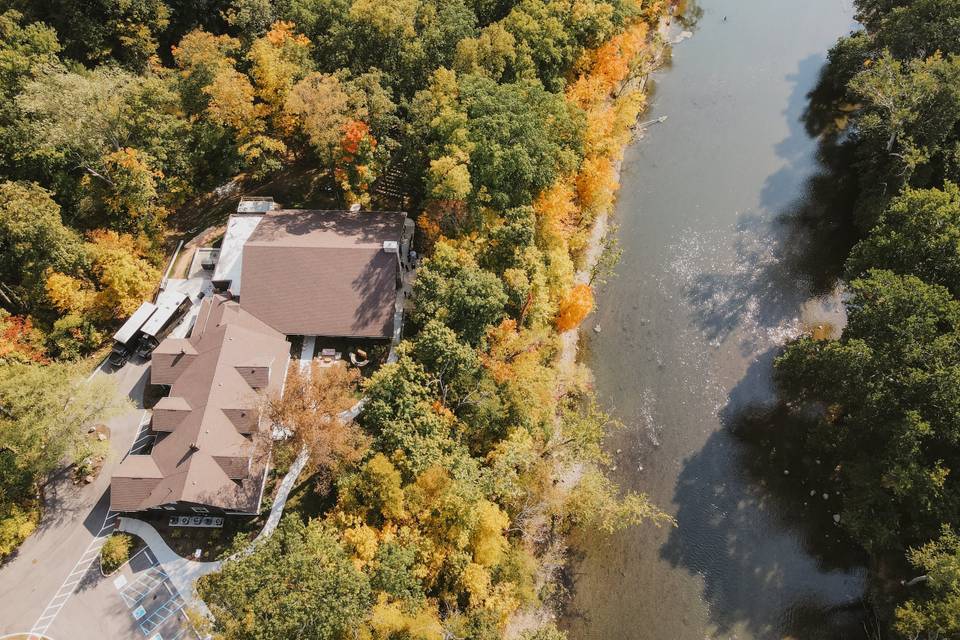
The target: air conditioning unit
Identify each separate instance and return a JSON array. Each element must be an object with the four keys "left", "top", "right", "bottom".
[{"left": 382, "top": 240, "right": 399, "bottom": 254}]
